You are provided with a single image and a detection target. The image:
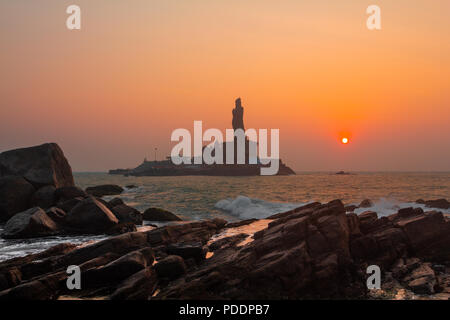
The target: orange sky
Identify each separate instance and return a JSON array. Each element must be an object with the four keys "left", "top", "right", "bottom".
[{"left": 1, "top": 0, "right": 449, "bottom": 171}]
